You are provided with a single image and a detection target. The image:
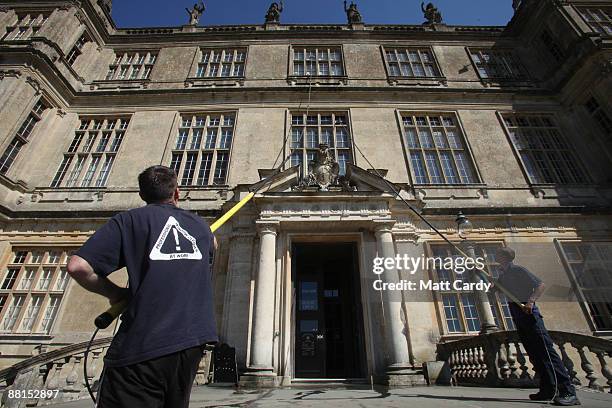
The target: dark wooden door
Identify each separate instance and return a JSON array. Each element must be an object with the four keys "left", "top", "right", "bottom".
[{"left": 294, "top": 243, "right": 362, "bottom": 379}]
